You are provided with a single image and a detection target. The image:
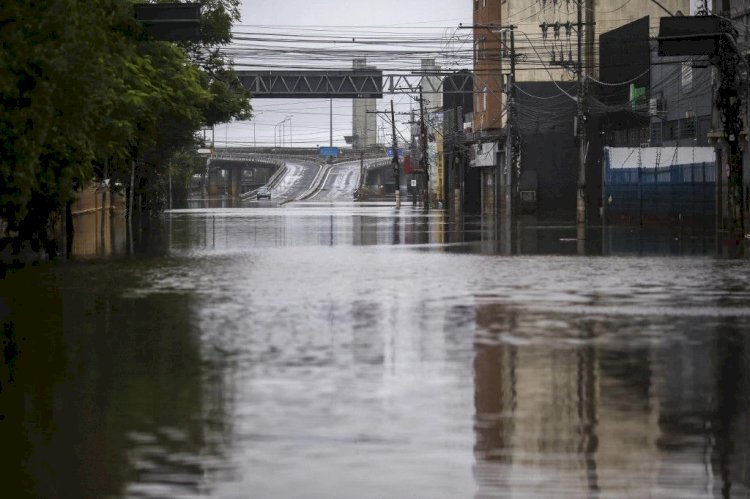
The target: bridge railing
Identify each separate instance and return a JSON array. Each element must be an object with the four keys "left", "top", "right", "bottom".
[{"left": 214, "top": 147, "right": 392, "bottom": 162}]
